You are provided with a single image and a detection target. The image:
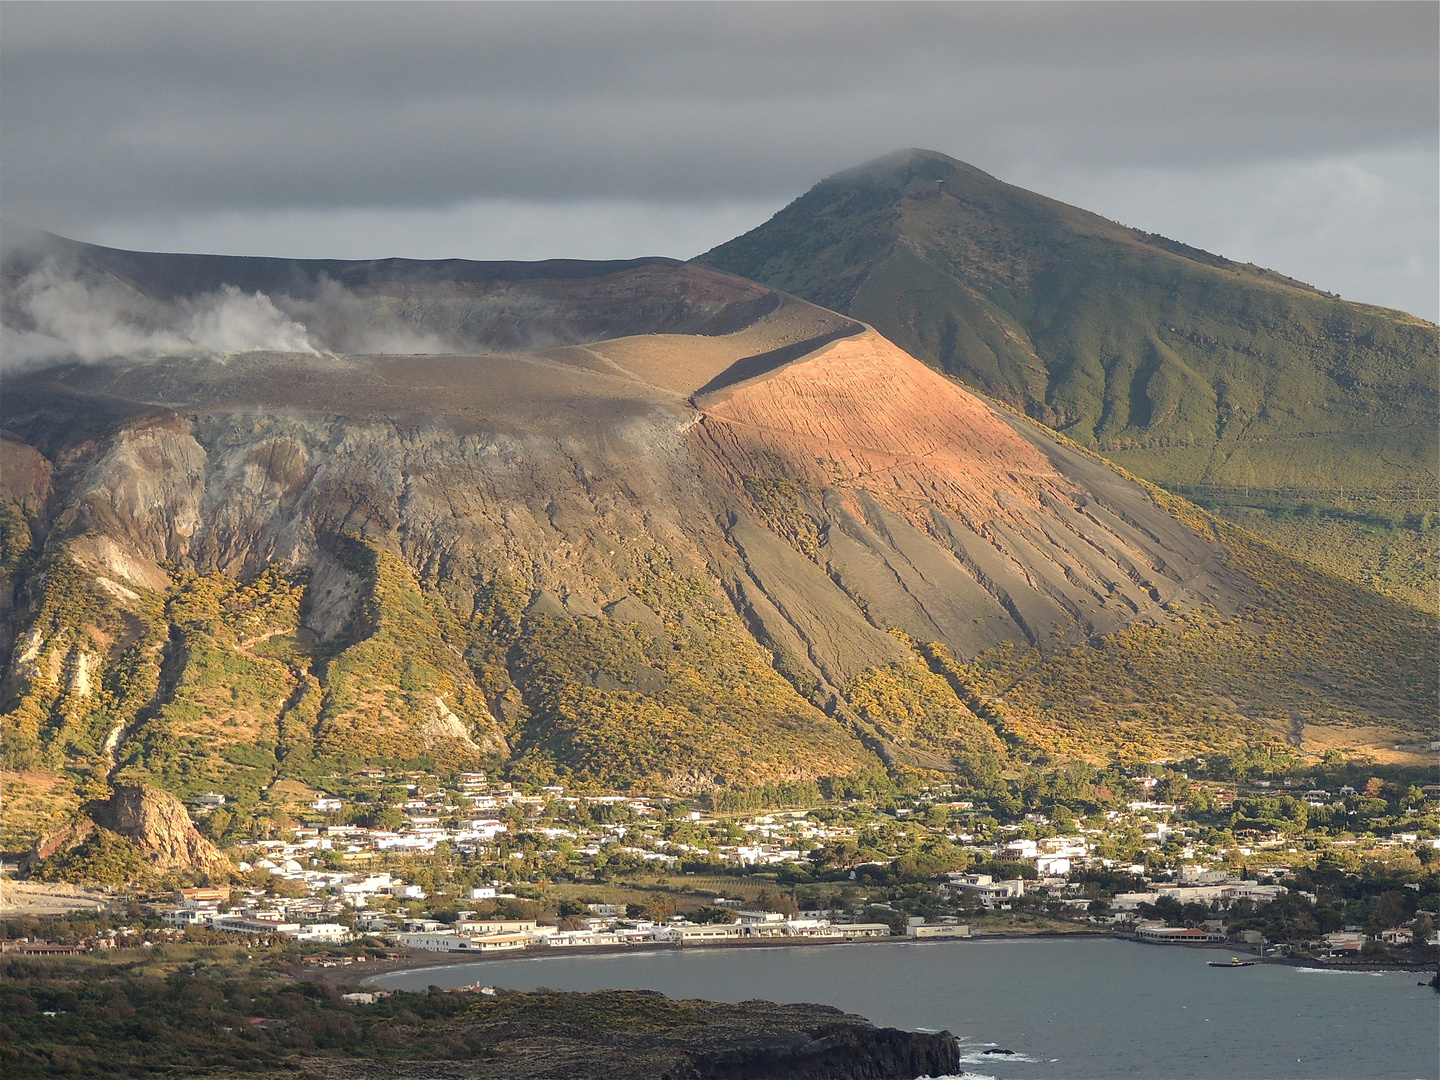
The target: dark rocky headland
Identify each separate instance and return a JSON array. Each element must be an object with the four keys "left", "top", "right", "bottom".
[{"left": 287, "top": 989, "right": 959, "bottom": 1080}]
